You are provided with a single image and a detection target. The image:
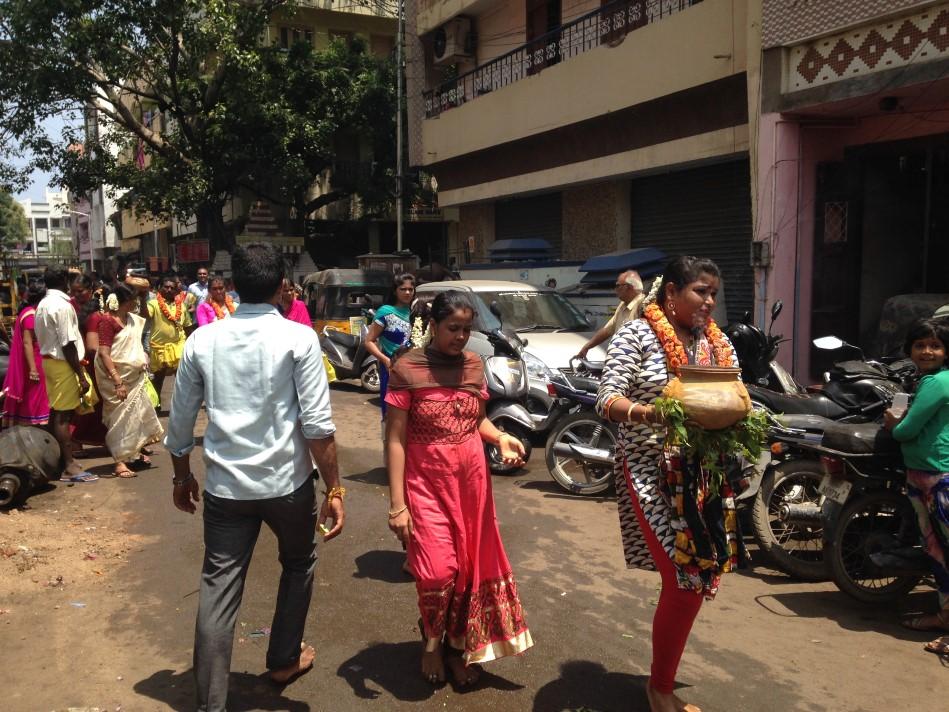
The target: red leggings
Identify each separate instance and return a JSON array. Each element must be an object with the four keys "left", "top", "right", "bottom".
[{"left": 630, "top": 493, "right": 703, "bottom": 694}]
